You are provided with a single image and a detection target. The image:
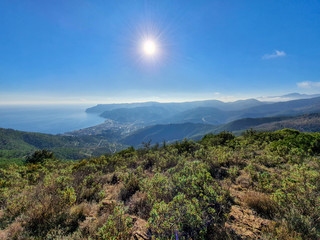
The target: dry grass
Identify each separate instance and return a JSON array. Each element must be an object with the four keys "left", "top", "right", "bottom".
[
  {"left": 243, "top": 191, "right": 278, "bottom": 219},
  {"left": 128, "top": 191, "right": 152, "bottom": 220},
  {"left": 6, "top": 221, "right": 24, "bottom": 240}
]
